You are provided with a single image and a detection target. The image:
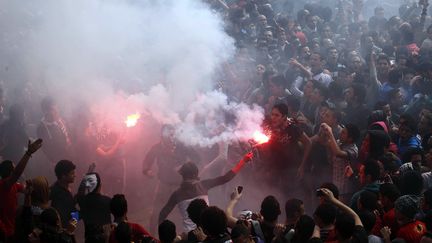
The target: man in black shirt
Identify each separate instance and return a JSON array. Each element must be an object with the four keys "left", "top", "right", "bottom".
[
  {"left": 158, "top": 152, "right": 252, "bottom": 232},
  {"left": 50, "top": 160, "right": 76, "bottom": 228}
]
